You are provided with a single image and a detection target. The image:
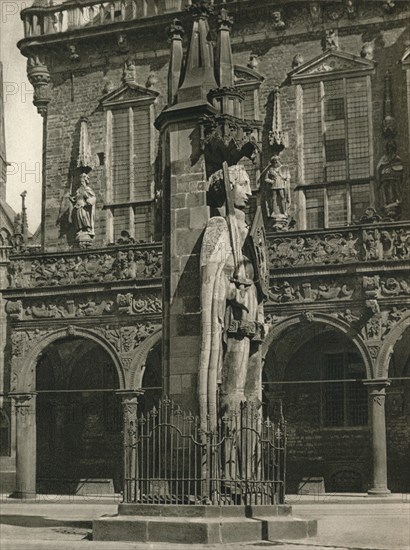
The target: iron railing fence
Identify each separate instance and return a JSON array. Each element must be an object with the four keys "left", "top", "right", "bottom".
[{"left": 124, "top": 397, "right": 286, "bottom": 505}]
